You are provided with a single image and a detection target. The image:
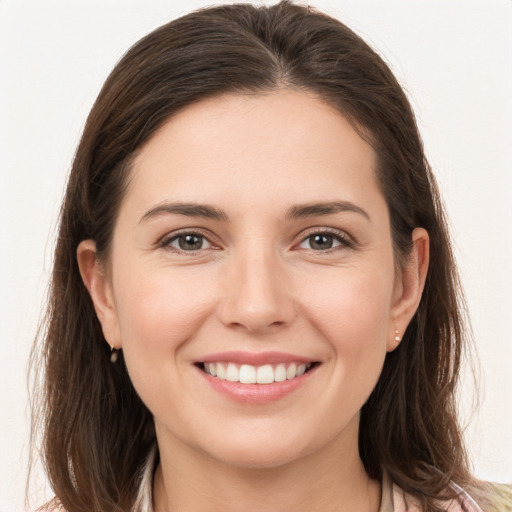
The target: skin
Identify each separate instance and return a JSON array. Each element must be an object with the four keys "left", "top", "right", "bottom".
[{"left": 78, "top": 90, "right": 429, "bottom": 512}]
